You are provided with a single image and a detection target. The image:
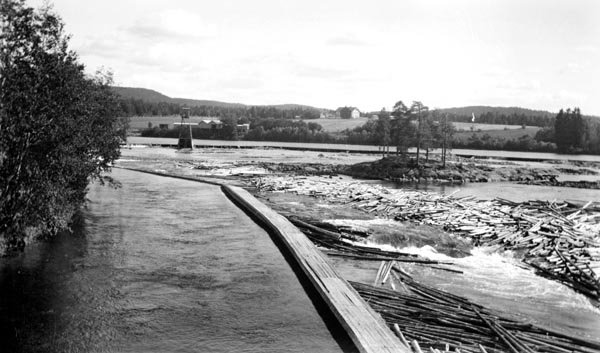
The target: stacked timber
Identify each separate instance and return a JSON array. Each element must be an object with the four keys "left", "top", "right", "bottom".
[
  {"left": 254, "top": 176, "right": 600, "bottom": 300},
  {"left": 351, "top": 270, "right": 600, "bottom": 353},
  {"left": 289, "top": 216, "right": 600, "bottom": 352}
]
